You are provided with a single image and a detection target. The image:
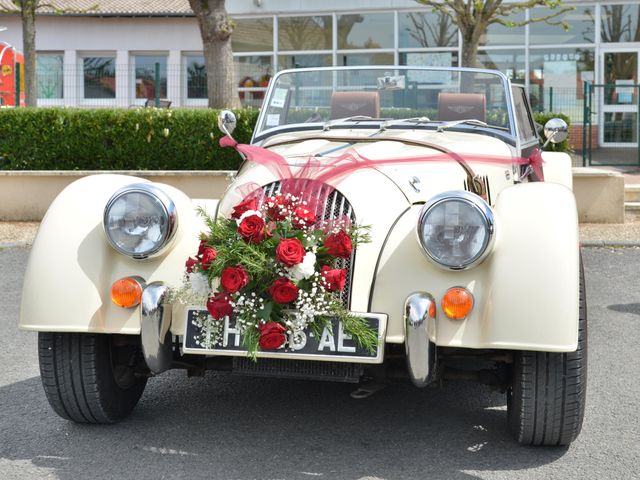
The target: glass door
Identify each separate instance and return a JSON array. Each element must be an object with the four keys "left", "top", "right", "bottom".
[{"left": 599, "top": 50, "right": 638, "bottom": 147}]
